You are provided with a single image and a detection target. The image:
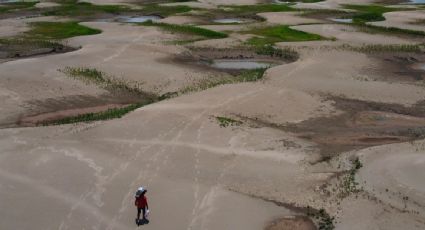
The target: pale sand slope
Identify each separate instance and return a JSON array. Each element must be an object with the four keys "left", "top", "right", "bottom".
[
  {"left": 335, "top": 140, "right": 425, "bottom": 230},
  {"left": 267, "top": 50, "right": 425, "bottom": 106},
  {"left": 369, "top": 10, "right": 425, "bottom": 33},
  {"left": 0, "top": 19, "right": 29, "bottom": 37},
  {"left": 2, "top": 47, "right": 425, "bottom": 229},
  {"left": 35, "top": 2, "right": 60, "bottom": 8},
  {"left": 0, "top": 22, "right": 215, "bottom": 125},
  {"left": 160, "top": 16, "right": 202, "bottom": 25},
  {"left": 2, "top": 41, "right": 425, "bottom": 230},
  {"left": 290, "top": 24, "right": 417, "bottom": 45},
  {"left": 0, "top": 85, "right": 326, "bottom": 230}
]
